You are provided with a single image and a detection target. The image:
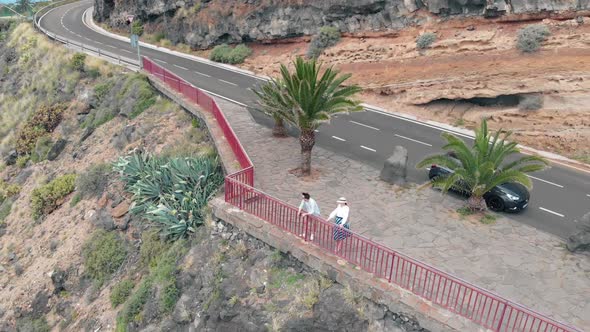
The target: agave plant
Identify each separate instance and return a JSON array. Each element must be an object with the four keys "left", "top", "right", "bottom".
[{"left": 114, "top": 152, "right": 224, "bottom": 239}]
